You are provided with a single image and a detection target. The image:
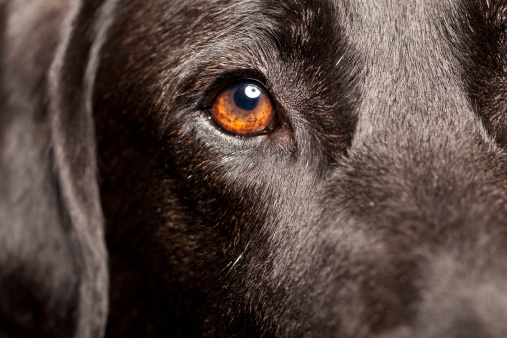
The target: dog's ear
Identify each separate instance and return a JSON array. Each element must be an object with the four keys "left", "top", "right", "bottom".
[
  {"left": 47, "top": 0, "right": 111, "bottom": 336},
  {"left": 0, "top": 0, "right": 108, "bottom": 336}
]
